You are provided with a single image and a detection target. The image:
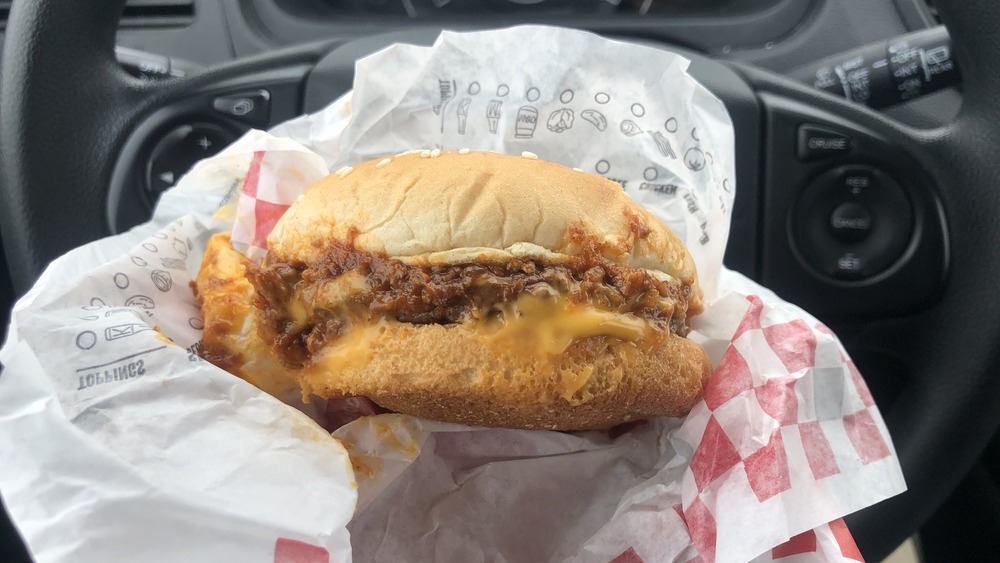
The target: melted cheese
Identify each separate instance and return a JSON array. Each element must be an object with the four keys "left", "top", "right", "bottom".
[
  {"left": 309, "top": 320, "right": 386, "bottom": 382},
  {"left": 297, "top": 295, "right": 654, "bottom": 403},
  {"left": 290, "top": 271, "right": 369, "bottom": 328},
  {"left": 482, "top": 294, "right": 651, "bottom": 357},
  {"left": 304, "top": 296, "right": 651, "bottom": 370}
]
